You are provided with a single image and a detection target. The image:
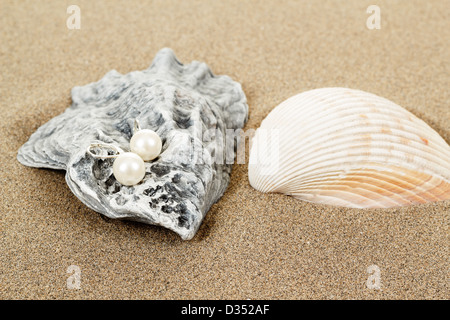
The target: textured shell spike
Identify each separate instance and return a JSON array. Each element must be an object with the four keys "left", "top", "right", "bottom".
[{"left": 248, "top": 87, "right": 450, "bottom": 208}]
